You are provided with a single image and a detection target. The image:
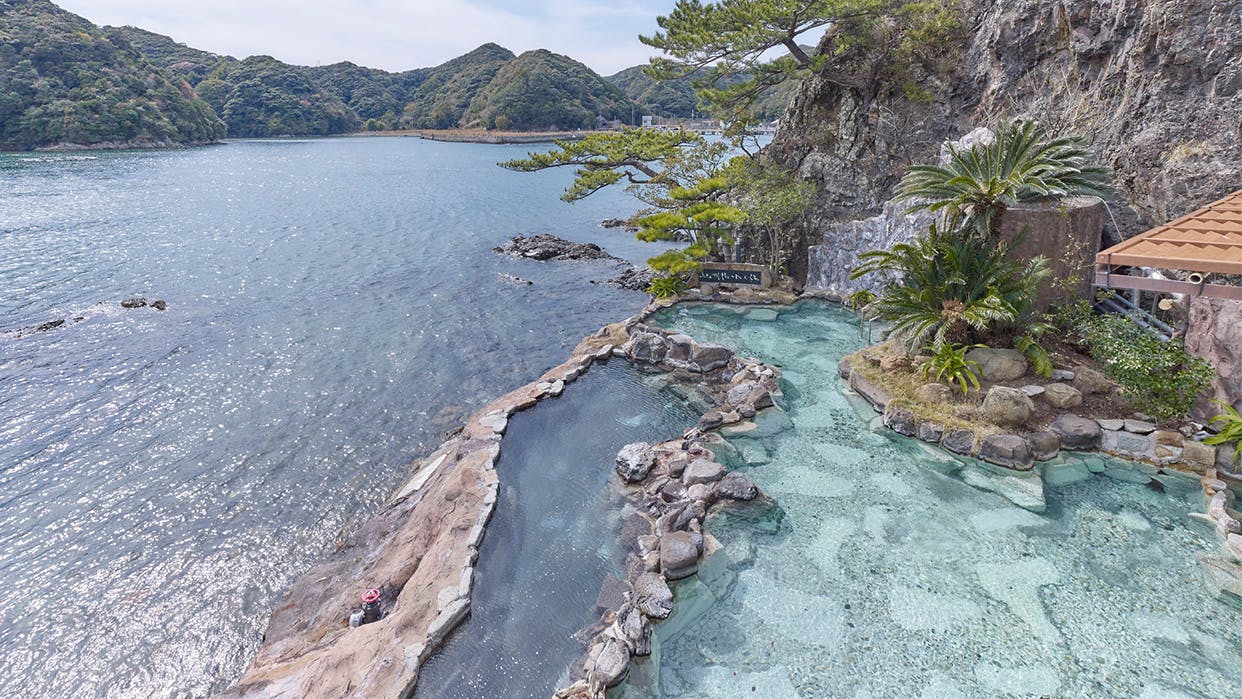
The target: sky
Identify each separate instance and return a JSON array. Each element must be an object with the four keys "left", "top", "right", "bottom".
[{"left": 55, "top": 0, "right": 678, "bottom": 75}]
